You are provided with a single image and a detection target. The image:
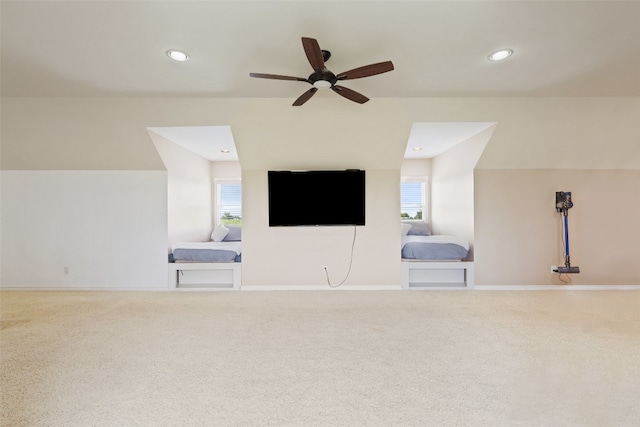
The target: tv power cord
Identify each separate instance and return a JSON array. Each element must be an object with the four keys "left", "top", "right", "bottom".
[{"left": 324, "top": 226, "right": 357, "bottom": 288}]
